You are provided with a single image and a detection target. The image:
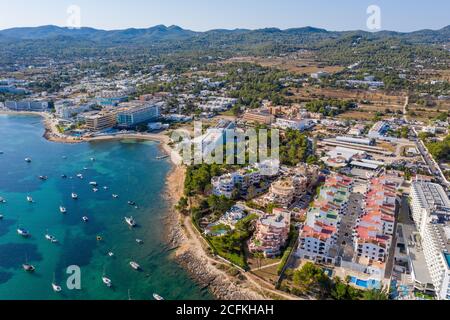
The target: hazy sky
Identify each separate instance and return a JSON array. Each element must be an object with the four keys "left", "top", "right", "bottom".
[{"left": 0, "top": 0, "right": 448, "bottom": 32}]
